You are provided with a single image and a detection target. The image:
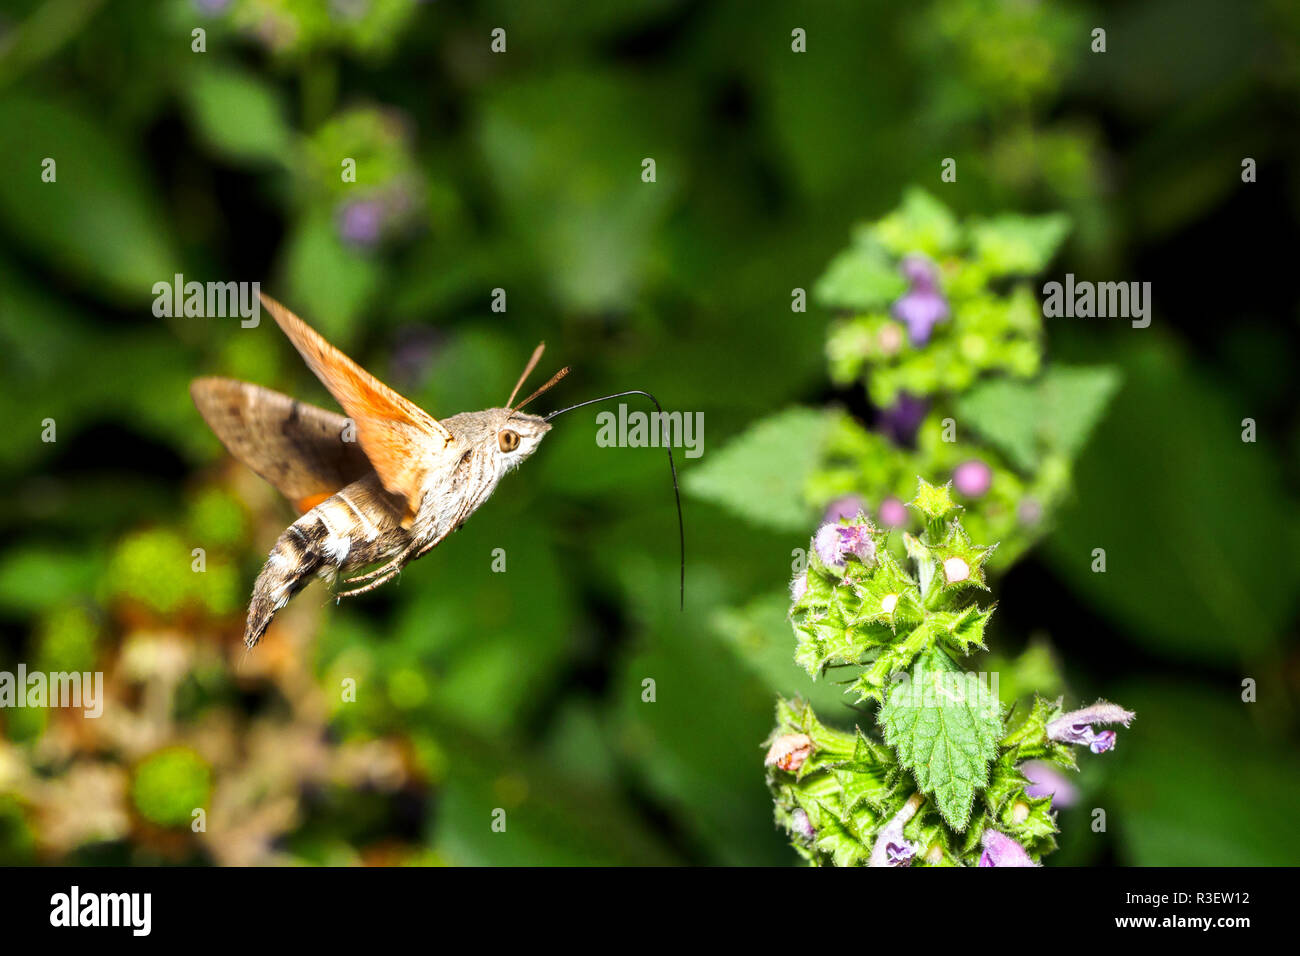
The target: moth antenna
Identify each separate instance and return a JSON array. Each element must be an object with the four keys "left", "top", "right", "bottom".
[
  {"left": 545, "top": 390, "right": 686, "bottom": 611},
  {"left": 507, "top": 342, "right": 546, "bottom": 408},
  {"left": 513, "top": 366, "right": 570, "bottom": 412}
]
